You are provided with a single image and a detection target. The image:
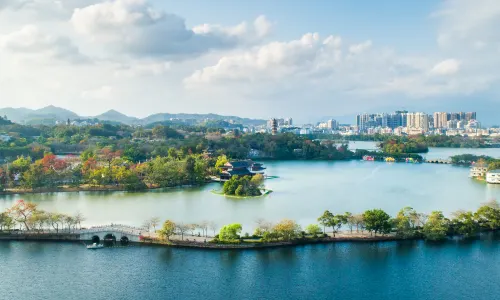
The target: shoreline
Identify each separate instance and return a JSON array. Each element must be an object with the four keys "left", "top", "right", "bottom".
[
  {"left": 0, "top": 233, "right": 413, "bottom": 250},
  {"left": 0, "top": 184, "right": 207, "bottom": 196}
]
